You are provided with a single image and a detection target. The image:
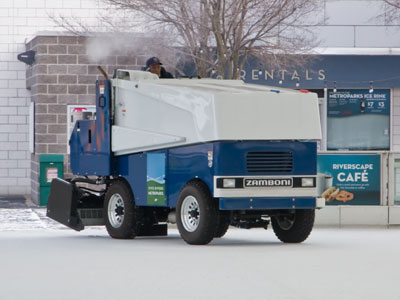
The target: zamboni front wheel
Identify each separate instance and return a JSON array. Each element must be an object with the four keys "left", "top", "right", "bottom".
[
  {"left": 176, "top": 181, "right": 218, "bottom": 245},
  {"left": 104, "top": 180, "right": 137, "bottom": 239},
  {"left": 214, "top": 211, "right": 230, "bottom": 238},
  {"left": 271, "top": 209, "right": 315, "bottom": 243}
]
